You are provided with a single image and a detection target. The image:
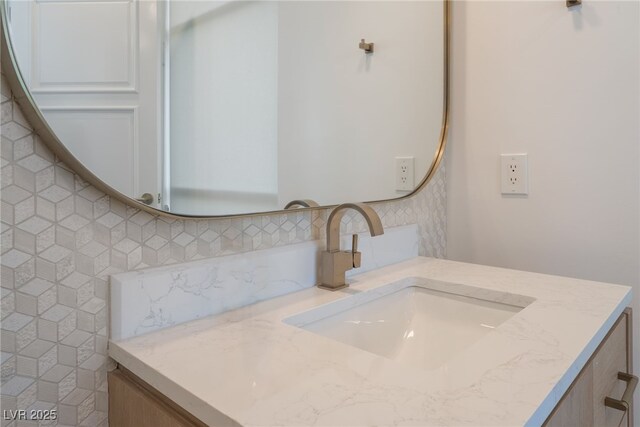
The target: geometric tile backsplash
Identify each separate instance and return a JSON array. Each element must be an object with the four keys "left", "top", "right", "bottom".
[{"left": 0, "top": 68, "right": 446, "bottom": 426}]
